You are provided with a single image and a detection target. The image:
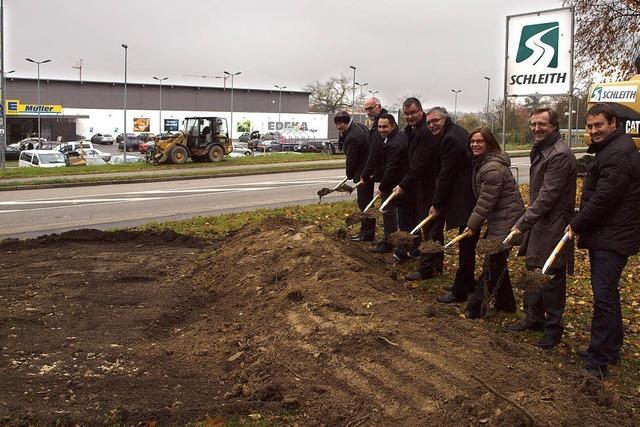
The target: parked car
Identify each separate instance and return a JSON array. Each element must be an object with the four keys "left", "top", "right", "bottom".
[
  {"left": 139, "top": 140, "right": 155, "bottom": 154},
  {"left": 56, "top": 141, "right": 94, "bottom": 155},
  {"left": 16, "top": 137, "right": 47, "bottom": 151},
  {"left": 229, "top": 143, "right": 251, "bottom": 157},
  {"left": 18, "top": 150, "right": 67, "bottom": 168},
  {"left": 109, "top": 154, "right": 145, "bottom": 165},
  {"left": 90, "top": 133, "right": 115, "bottom": 145},
  {"left": 69, "top": 148, "right": 111, "bottom": 163},
  {"left": 137, "top": 132, "right": 155, "bottom": 142},
  {"left": 116, "top": 133, "right": 137, "bottom": 144},
  {"left": 118, "top": 136, "right": 141, "bottom": 152},
  {"left": 294, "top": 141, "right": 325, "bottom": 153},
  {"left": 4, "top": 144, "right": 21, "bottom": 160}
]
